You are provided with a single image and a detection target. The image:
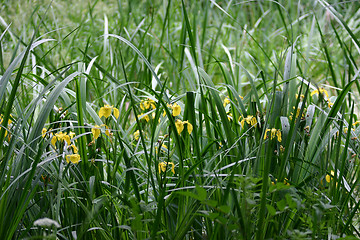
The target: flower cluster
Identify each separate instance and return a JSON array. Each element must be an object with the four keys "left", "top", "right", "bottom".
[
  {"left": 42, "top": 128, "right": 80, "bottom": 164},
  {"left": 264, "top": 128, "right": 282, "bottom": 142},
  {"left": 239, "top": 115, "right": 257, "bottom": 128},
  {"left": 158, "top": 161, "right": 175, "bottom": 174}
]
